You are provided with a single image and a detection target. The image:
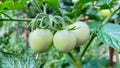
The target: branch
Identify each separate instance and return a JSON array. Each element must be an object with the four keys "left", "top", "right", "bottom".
[
  {"left": 68, "top": 52, "right": 82, "bottom": 68},
  {"left": 79, "top": 33, "right": 95, "bottom": 60},
  {"left": 0, "top": 18, "right": 40, "bottom": 21}
]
